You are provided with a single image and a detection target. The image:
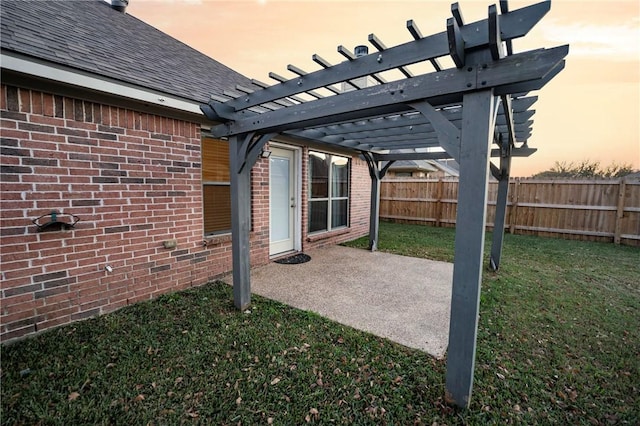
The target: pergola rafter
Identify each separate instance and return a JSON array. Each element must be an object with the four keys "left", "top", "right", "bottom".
[
  {"left": 200, "top": 0, "right": 568, "bottom": 408},
  {"left": 204, "top": 45, "right": 565, "bottom": 136}
]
